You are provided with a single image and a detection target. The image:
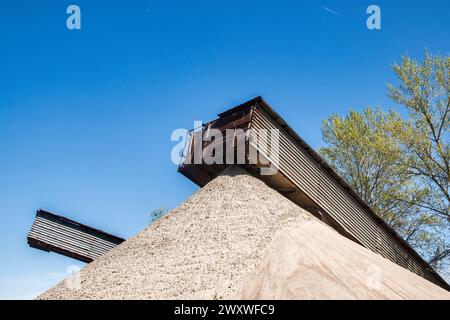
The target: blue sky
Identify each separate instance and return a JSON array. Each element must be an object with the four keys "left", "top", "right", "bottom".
[{"left": 0, "top": 0, "right": 449, "bottom": 299}]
